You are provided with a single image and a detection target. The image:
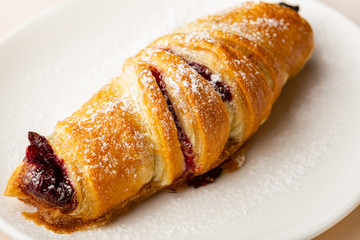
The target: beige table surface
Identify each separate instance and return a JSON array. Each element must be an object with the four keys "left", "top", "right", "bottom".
[{"left": 0, "top": 0, "right": 359, "bottom": 239}]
